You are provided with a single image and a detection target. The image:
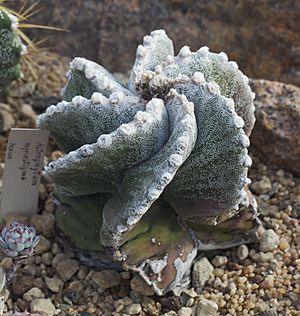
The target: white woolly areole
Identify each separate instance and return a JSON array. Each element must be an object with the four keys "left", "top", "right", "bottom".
[
  {"left": 137, "top": 44, "right": 147, "bottom": 57},
  {"left": 225, "top": 98, "right": 235, "bottom": 111},
  {"left": 56, "top": 101, "right": 69, "bottom": 111},
  {"left": 21, "top": 44, "right": 27, "bottom": 56},
  {"left": 97, "top": 134, "right": 113, "bottom": 147},
  {"left": 218, "top": 52, "right": 228, "bottom": 62},
  {"left": 146, "top": 98, "right": 164, "bottom": 115},
  {"left": 159, "top": 172, "right": 173, "bottom": 186},
  {"left": 183, "top": 101, "right": 194, "bottom": 114},
  {"left": 80, "top": 145, "right": 94, "bottom": 157},
  {"left": 109, "top": 91, "right": 125, "bottom": 104},
  {"left": 126, "top": 216, "right": 137, "bottom": 226},
  {"left": 228, "top": 61, "right": 239, "bottom": 70},
  {"left": 72, "top": 95, "right": 86, "bottom": 106},
  {"left": 7, "top": 12, "right": 18, "bottom": 30},
  {"left": 198, "top": 46, "right": 210, "bottom": 57},
  {"left": 243, "top": 74, "right": 249, "bottom": 84},
  {"left": 207, "top": 81, "right": 221, "bottom": 95},
  {"left": 166, "top": 54, "right": 175, "bottom": 64},
  {"left": 91, "top": 92, "right": 108, "bottom": 104},
  {"left": 46, "top": 105, "right": 57, "bottom": 116},
  {"left": 181, "top": 117, "right": 195, "bottom": 132},
  {"left": 119, "top": 124, "right": 135, "bottom": 136},
  {"left": 169, "top": 154, "right": 183, "bottom": 167},
  {"left": 143, "top": 35, "right": 152, "bottom": 46},
  {"left": 135, "top": 111, "right": 152, "bottom": 123},
  {"left": 234, "top": 115, "right": 245, "bottom": 128},
  {"left": 154, "top": 65, "right": 163, "bottom": 74},
  {"left": 148, "top": 188, "right": 161, "bottom": 201},
  {"left": 178, "top": 46, "right": 191, "bottom": 58},
  {"left": 151, "top": 29, "right": 166, "bottom": 36},
  {"left": 240, "top": 134, "right": 250, "bottom": 148},
  {"left": 191, "top": 72, "right": 205, "bottom": 84},
  {"left": 242, "top": 155, "right": 252, "bottom": 167},
  {"left": 69, "top": 57, "right": 86, "bottom": 71}
]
